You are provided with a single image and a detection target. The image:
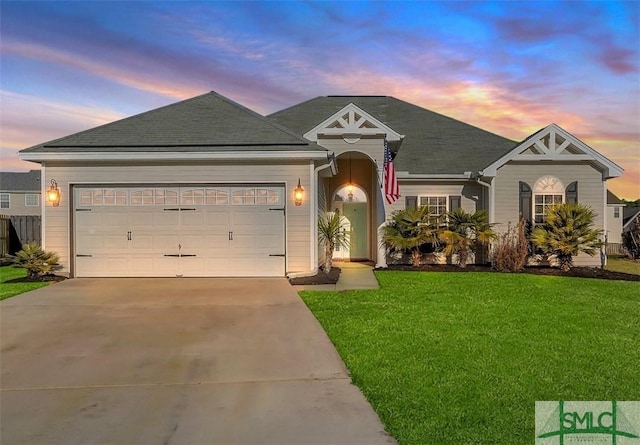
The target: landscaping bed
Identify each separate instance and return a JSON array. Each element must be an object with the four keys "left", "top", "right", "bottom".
[
  {"left": 383, "top": 263, "right": 640, "bottom": 281},
  {"left": 288, "top": 266, "right": 341, "bottom": 285}
]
